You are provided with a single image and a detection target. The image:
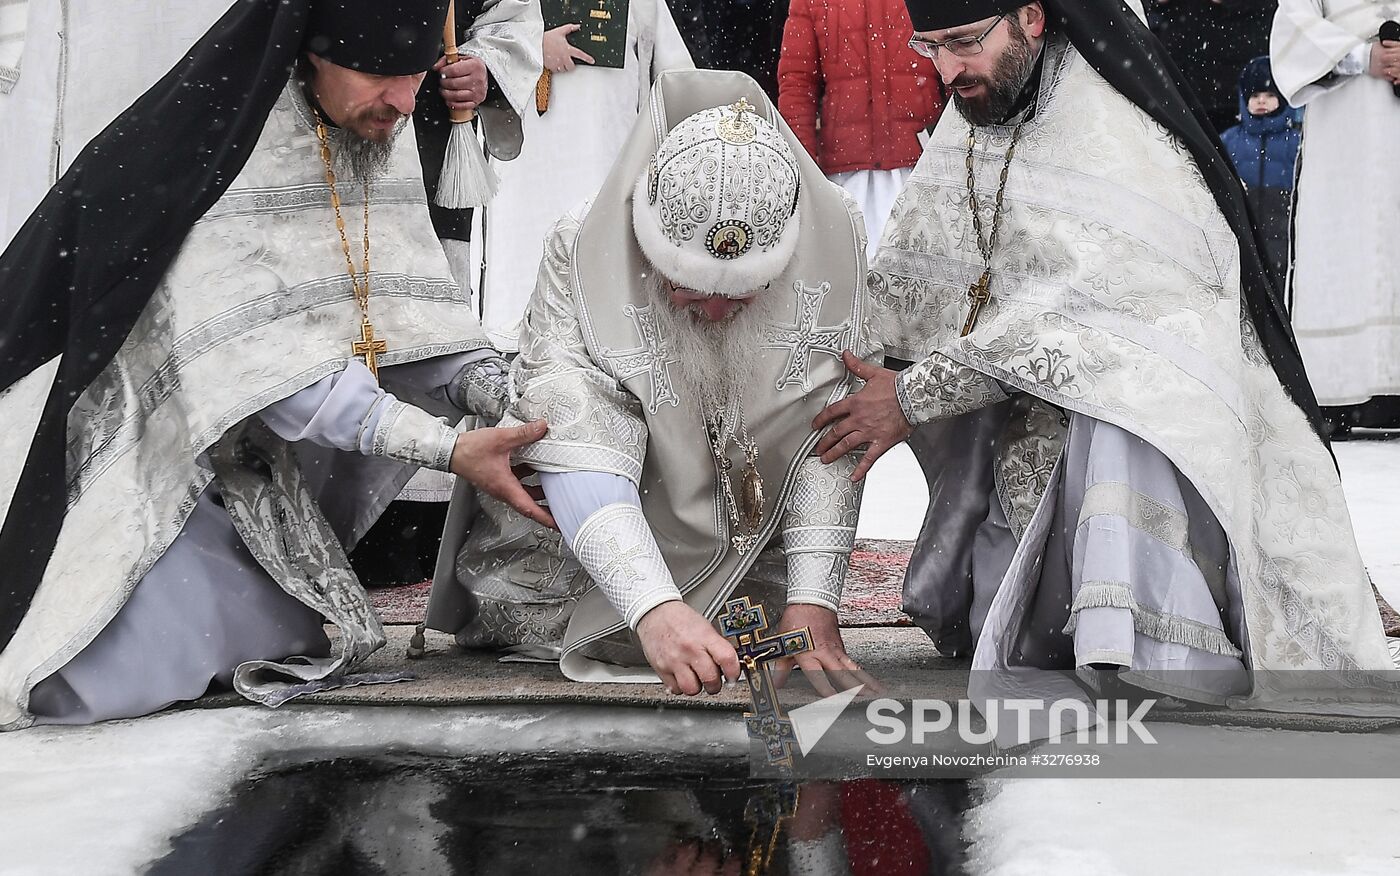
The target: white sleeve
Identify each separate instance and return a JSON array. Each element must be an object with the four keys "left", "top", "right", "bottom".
[
  {"left": 1334, "top": 42, "right": 1372, "bottom": 76},
  {"left": 894, "top": 352, "right": 1009, "bottom": 426},
  {"left": 540, "top": 470, "right": 683, "bottom": 628},
  {"left": 259, "top": 360, "right": 459, "bottom": 472},
  {"left": 259, "top": 360, "right": 385, "bottom": 452},
  {"left": 781, "top": 455, "right": 863, "bottom": 612},
  {"left": 462, "top": 0, "right": 544, "bottom": 115}
]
